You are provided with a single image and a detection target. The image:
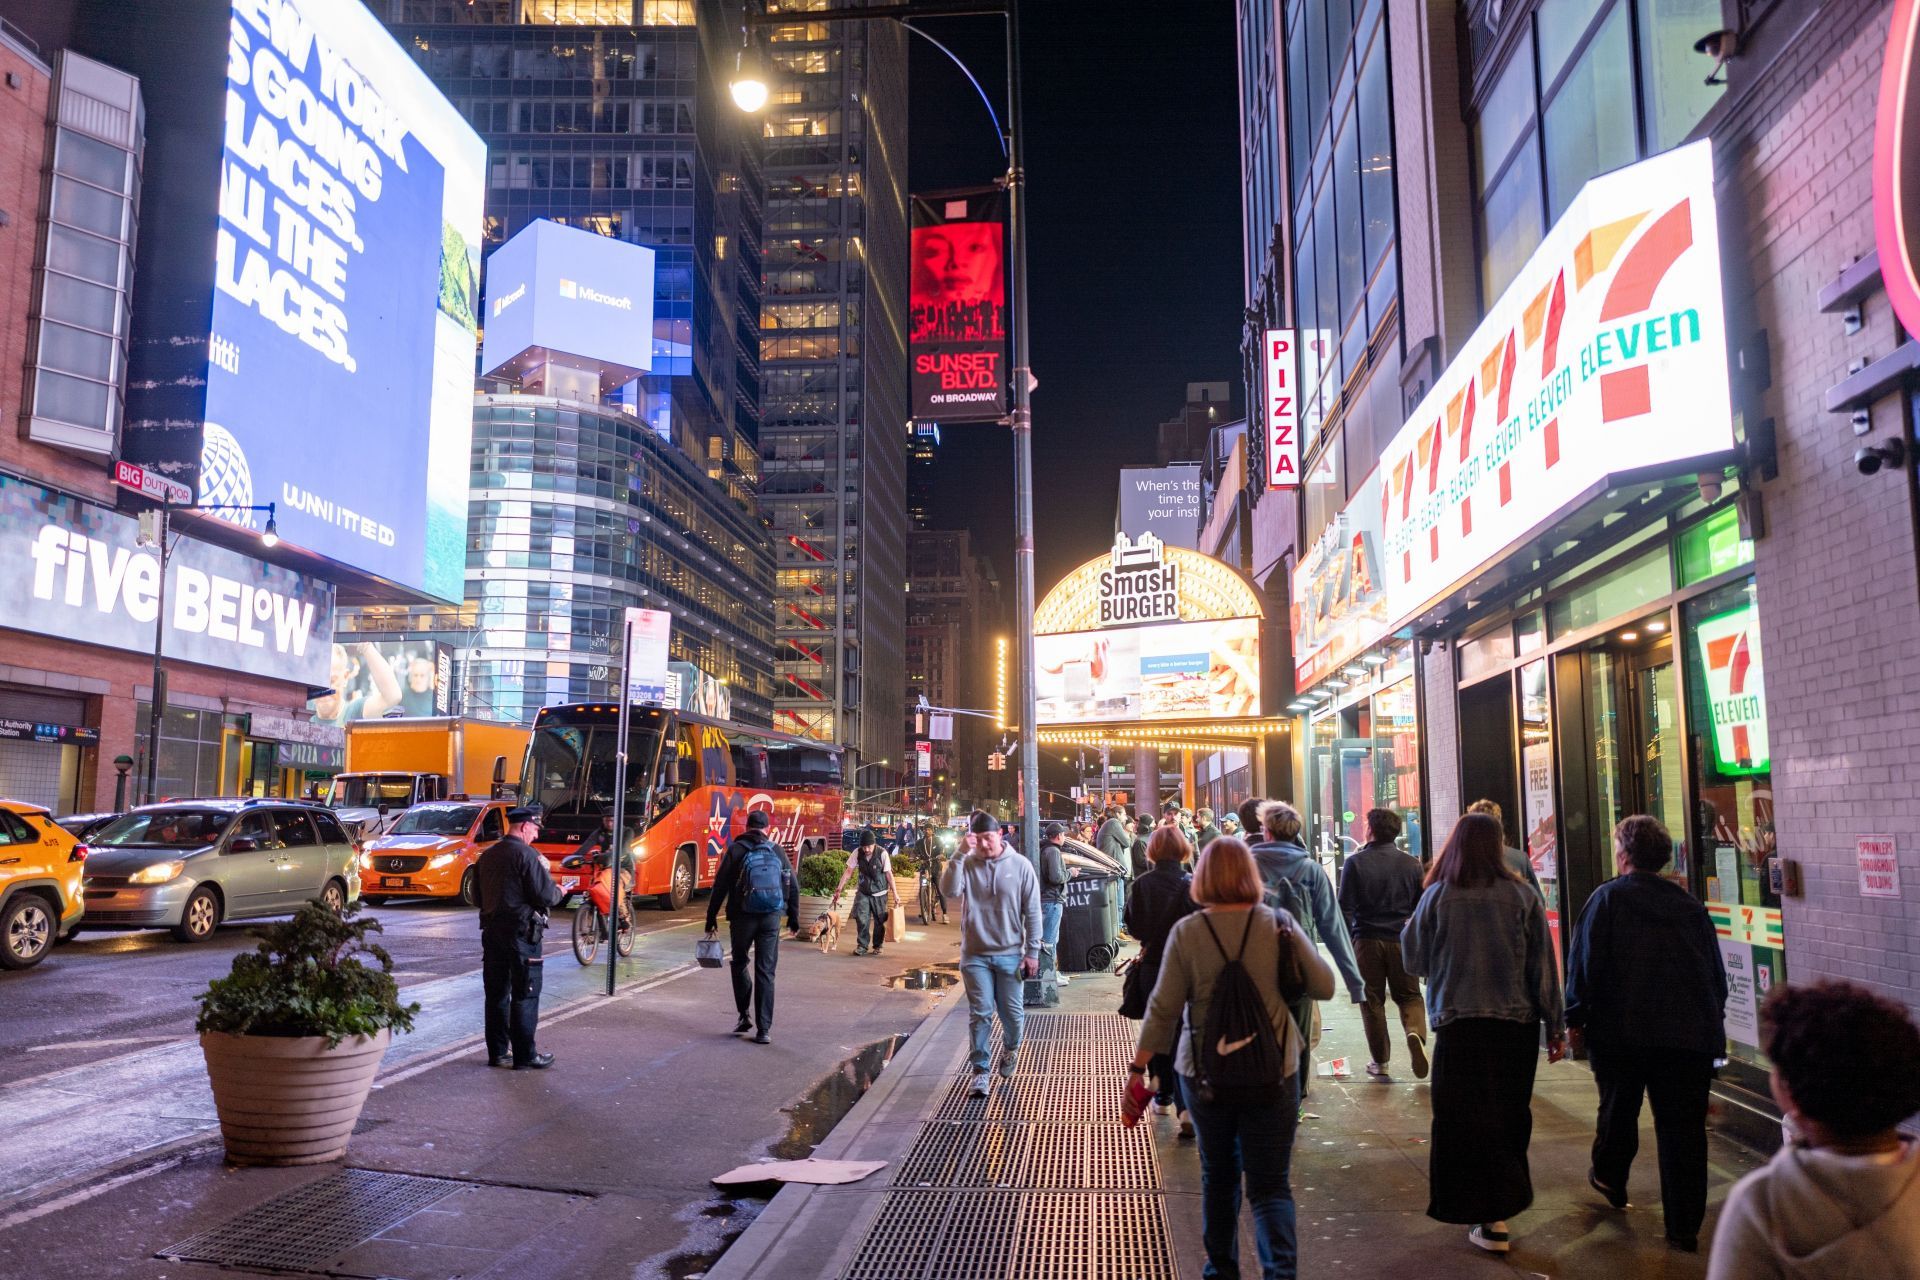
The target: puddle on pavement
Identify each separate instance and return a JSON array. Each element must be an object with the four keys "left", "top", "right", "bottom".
[
  {"left": 769, "top": 1034, "right": 910, "bottom": 1160},
  {"left": 885, "top": 962, "right": 960, "bottom": 990},
  {"left": 658, "top": 1213, "right": 748, "bottom": 1280}
]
